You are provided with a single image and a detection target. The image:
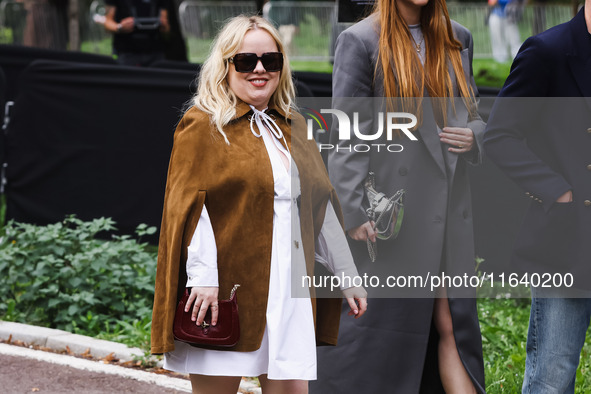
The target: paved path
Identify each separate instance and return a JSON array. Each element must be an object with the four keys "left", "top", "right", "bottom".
[
  {"left": 0, "top": 322, "right": 261, "bottom": 393},
  {"left": 0, "top": 343, "right": 191, "bottom": 393}
]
